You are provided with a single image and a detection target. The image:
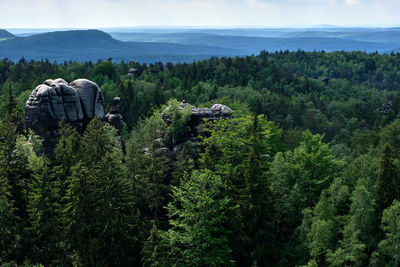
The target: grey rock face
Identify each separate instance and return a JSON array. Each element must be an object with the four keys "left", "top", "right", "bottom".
[
  {"left": 162, "top": 102, "right": 233, "bottom": 126},
  {"left": 25, "top": 78, "right": 105, "bottom": 136},
  {"left": 105, "top": 97, "right": 123, "bottom": 133},
  {"left": 69, "top": 79, "right": 105, "bottom": 123},
  {"left": 25, "top": 81, "right": 84, "bottom": 135}
]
